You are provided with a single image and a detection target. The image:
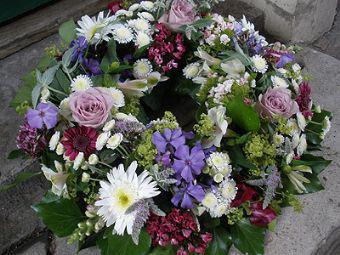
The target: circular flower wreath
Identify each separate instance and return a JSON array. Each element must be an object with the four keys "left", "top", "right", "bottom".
[{"left": 9, "top": 1, "right": 332, "bottom": 254}]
